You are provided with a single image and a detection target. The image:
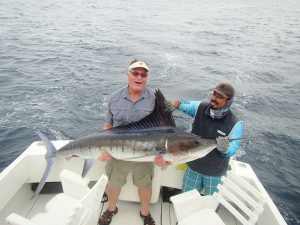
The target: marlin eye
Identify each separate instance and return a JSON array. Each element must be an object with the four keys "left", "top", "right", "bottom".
[{"left": 193, "top": 141, "right": 200, "bottom": 145}]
